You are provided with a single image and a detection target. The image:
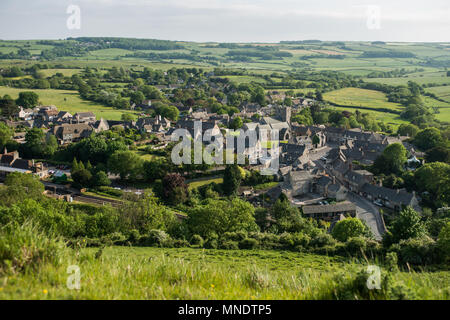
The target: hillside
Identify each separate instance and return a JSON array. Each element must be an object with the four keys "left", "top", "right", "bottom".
[{"left": 1, "top": 247, "right": 448, "bottom": 300}]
